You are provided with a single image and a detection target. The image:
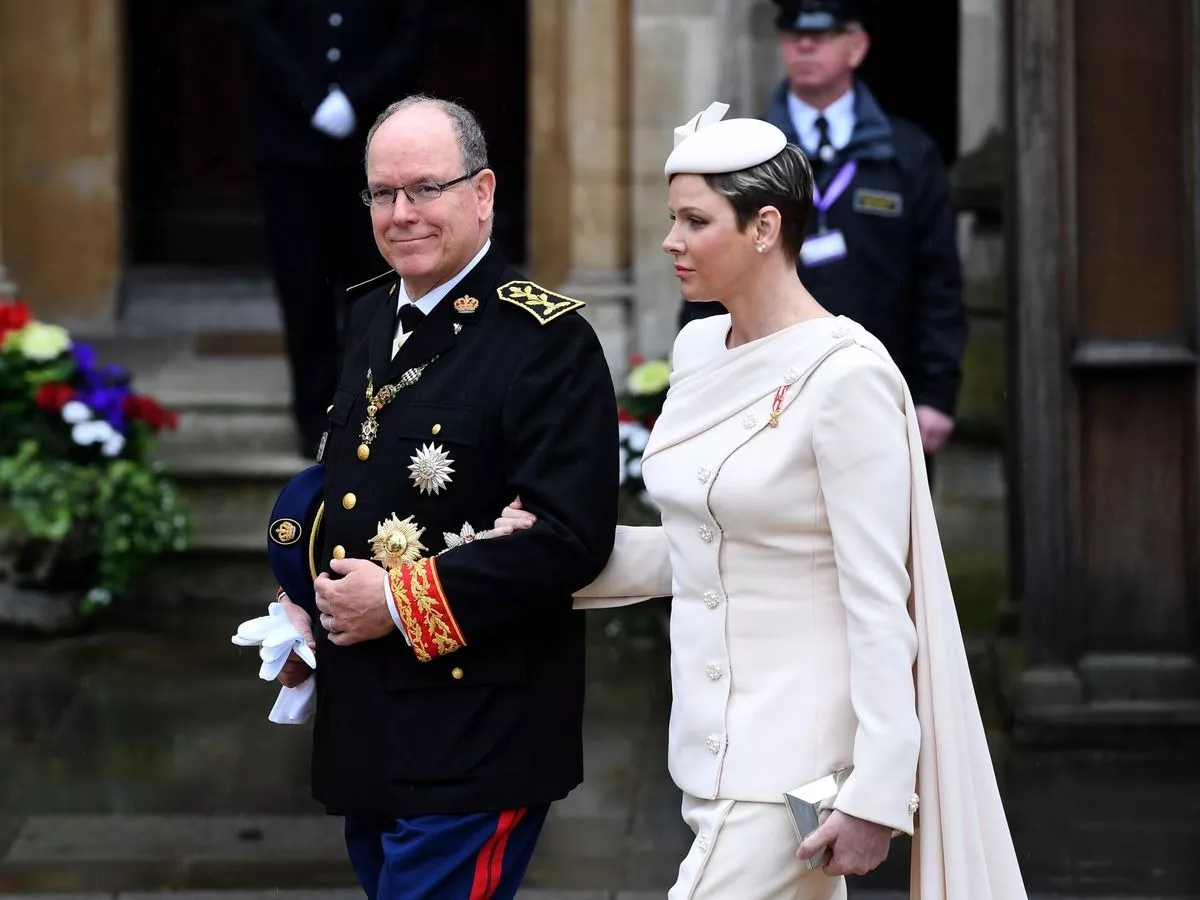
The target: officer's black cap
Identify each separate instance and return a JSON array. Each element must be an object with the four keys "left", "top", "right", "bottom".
[{"left": 772, "top": 0, "right": 866, "bottom": 33}]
